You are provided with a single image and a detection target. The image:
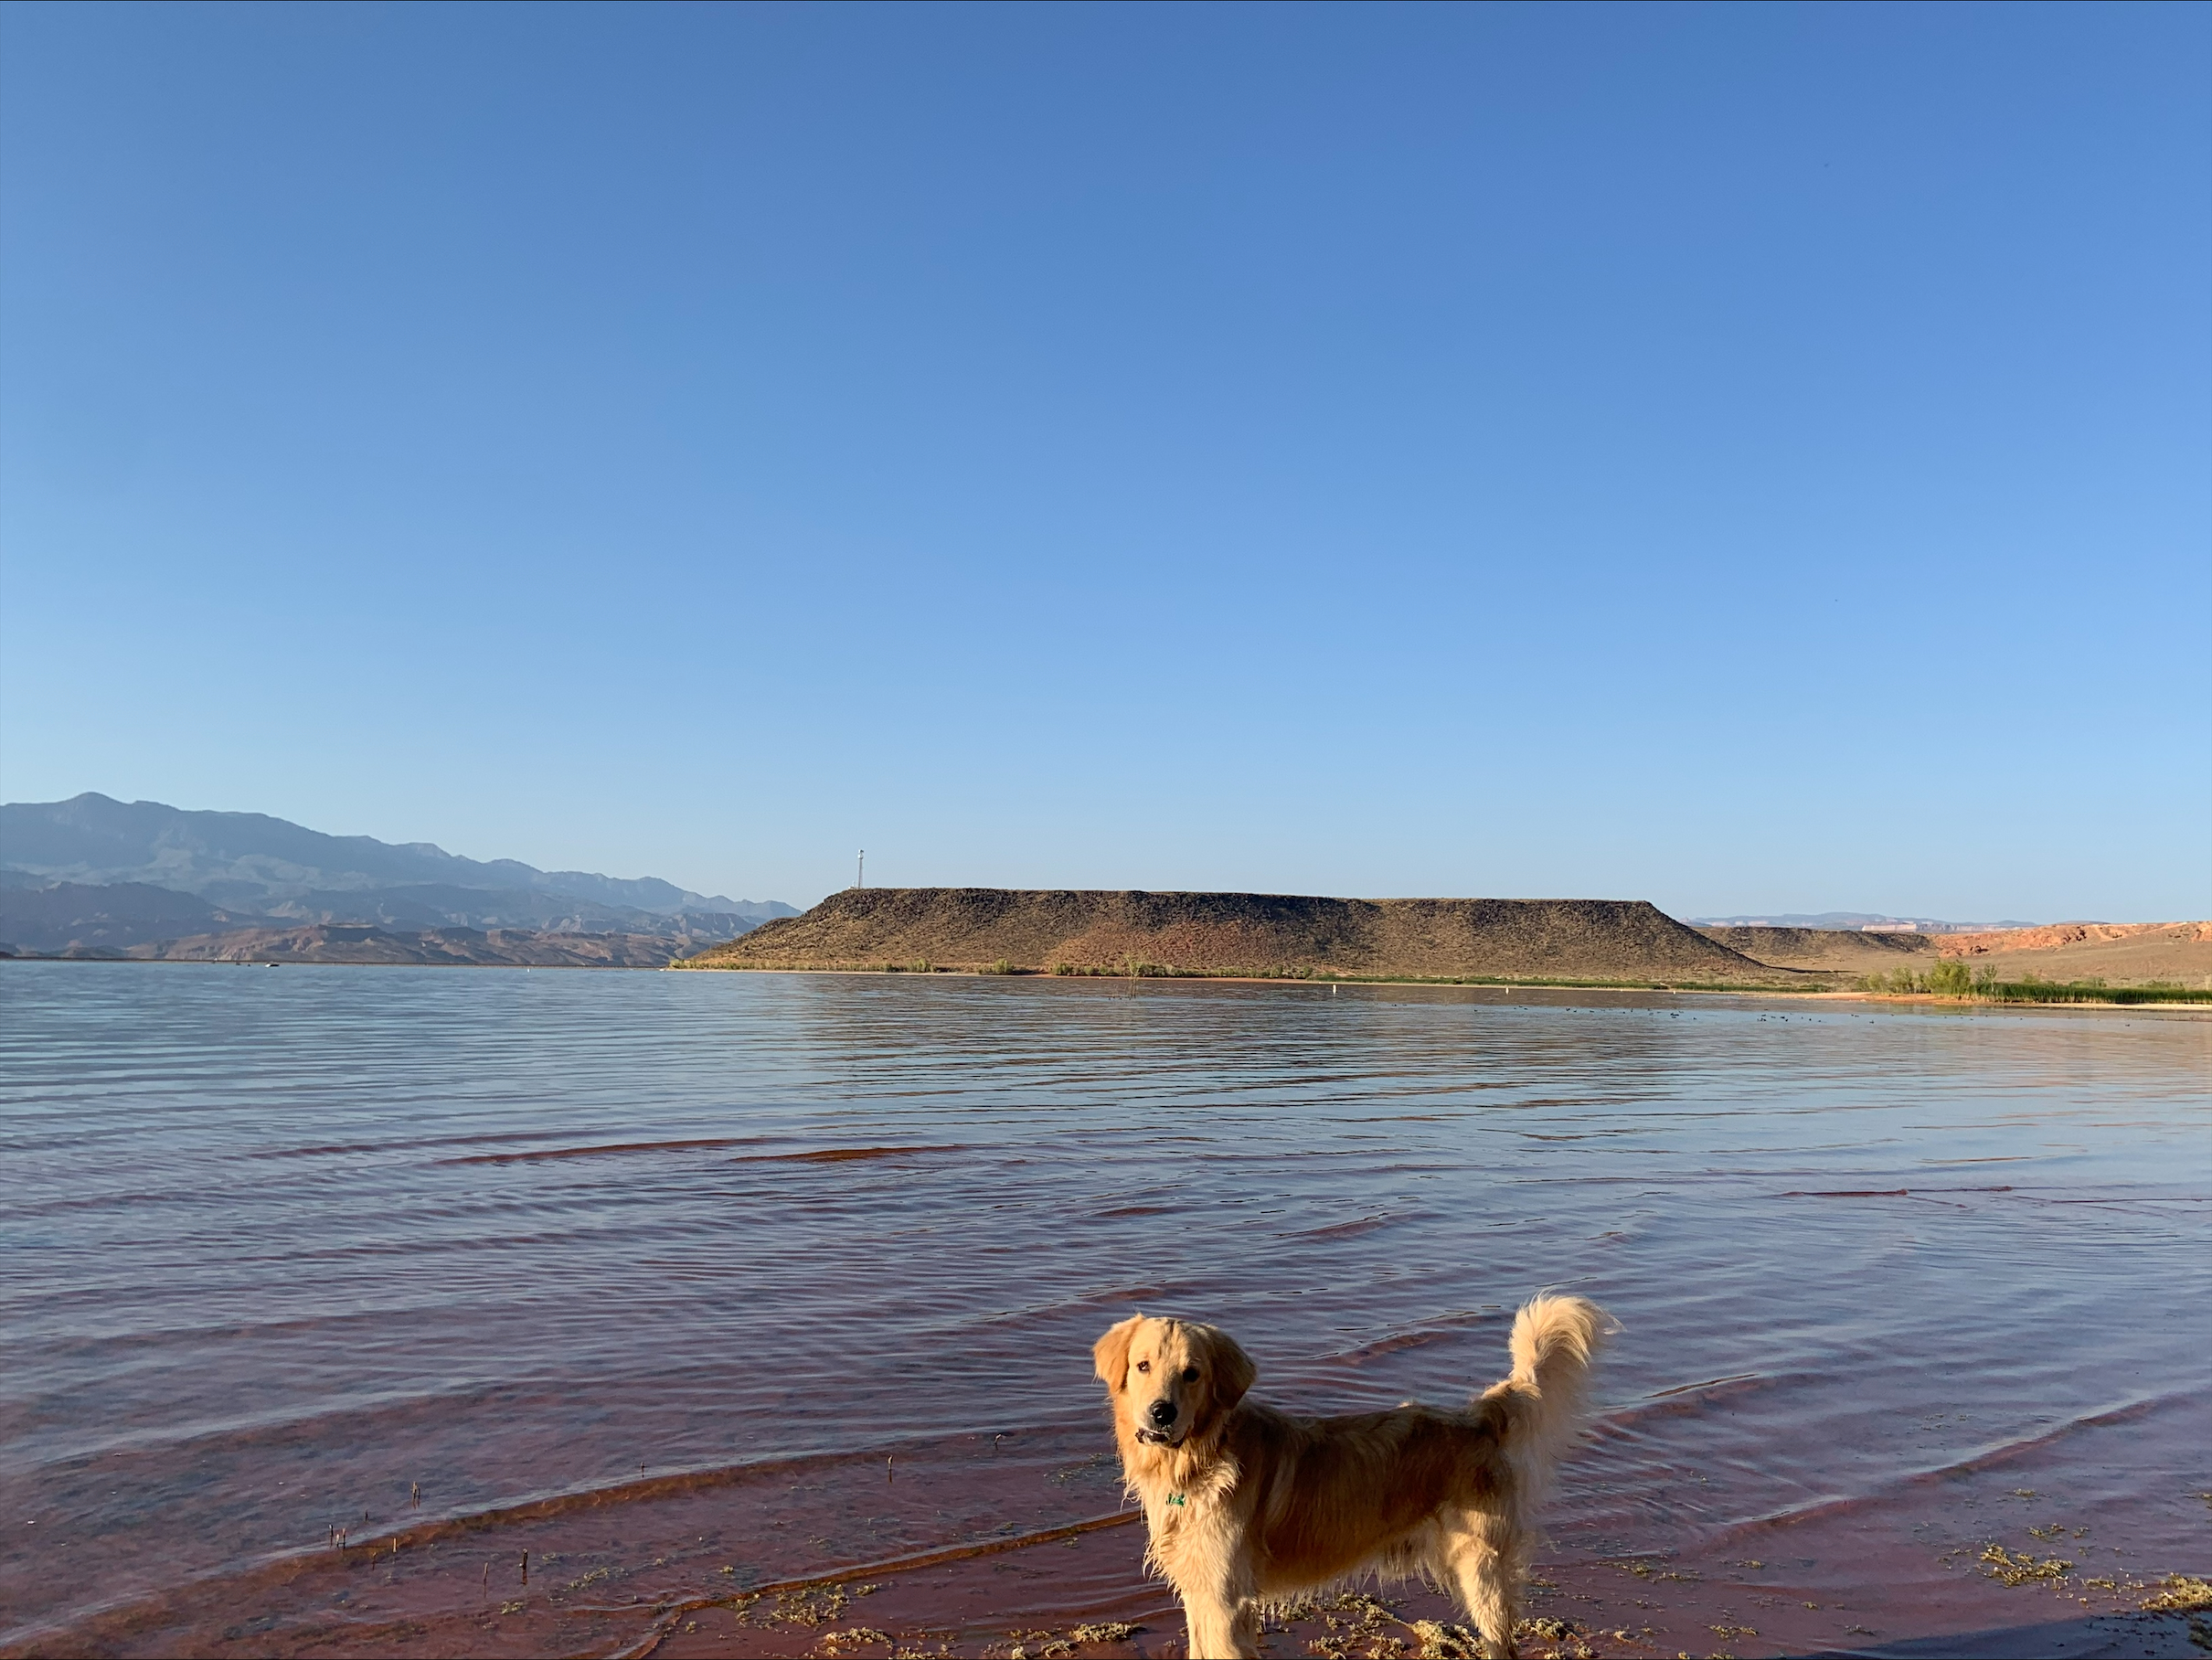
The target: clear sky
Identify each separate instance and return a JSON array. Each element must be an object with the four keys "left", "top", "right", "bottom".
[{"left": 2, "top": 2, "right": 2206, "bottom": 919}]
